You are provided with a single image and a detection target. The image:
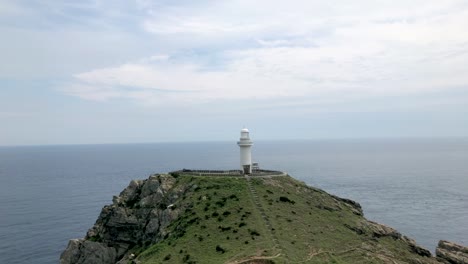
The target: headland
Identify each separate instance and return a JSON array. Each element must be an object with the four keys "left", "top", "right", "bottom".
[{"left": 60, "top": 172, "right": 468, "bottom": 263}]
